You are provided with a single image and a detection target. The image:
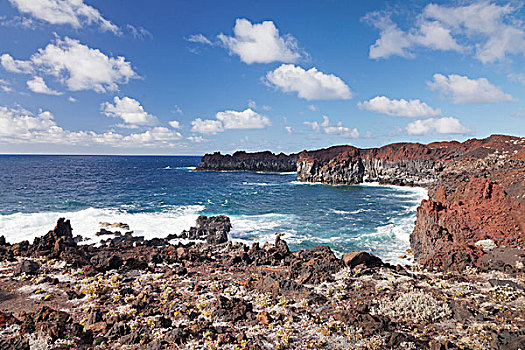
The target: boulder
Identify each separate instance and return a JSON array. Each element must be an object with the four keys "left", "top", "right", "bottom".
[{"left": 342, "top": 251, "right": 383, "bottom": 269}]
